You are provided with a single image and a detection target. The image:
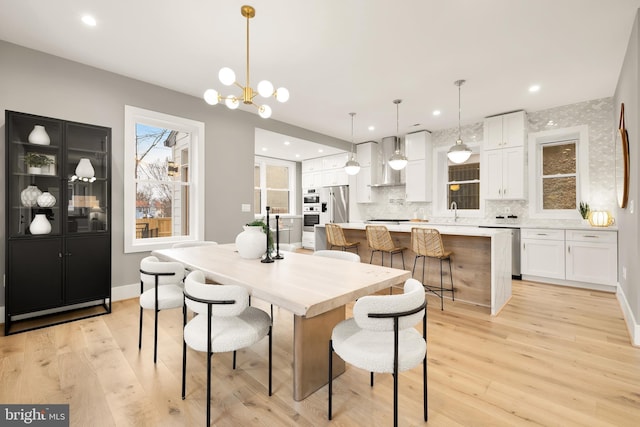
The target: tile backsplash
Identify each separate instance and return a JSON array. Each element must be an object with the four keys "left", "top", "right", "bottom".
[{"left": 352, "top": 97, "right": 615, "bottom": 224}]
